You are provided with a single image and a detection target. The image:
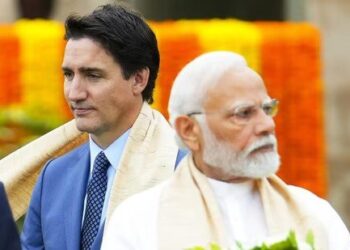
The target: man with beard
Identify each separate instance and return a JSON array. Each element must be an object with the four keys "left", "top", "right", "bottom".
[{"left": 101, "top": 51, "right": 350, "bottom": 249}]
